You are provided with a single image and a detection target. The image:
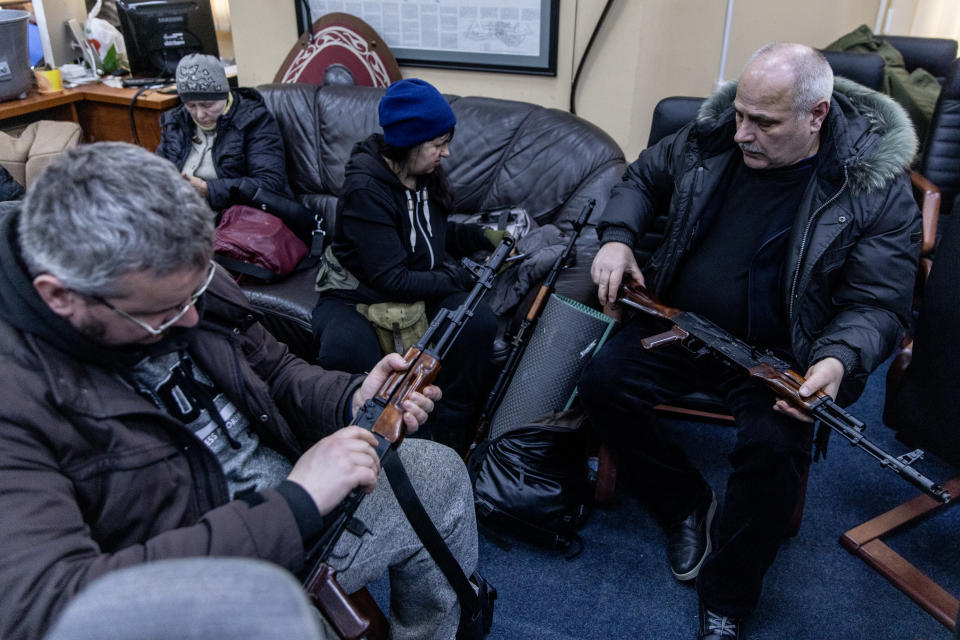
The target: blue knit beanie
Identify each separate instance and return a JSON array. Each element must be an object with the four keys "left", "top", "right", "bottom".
[{"left": 378, "top": 79, "right": 456, "bottom": 148}]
